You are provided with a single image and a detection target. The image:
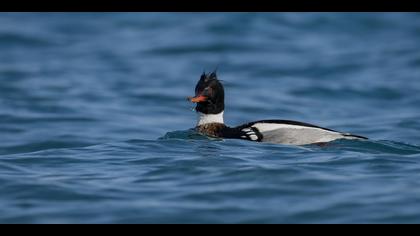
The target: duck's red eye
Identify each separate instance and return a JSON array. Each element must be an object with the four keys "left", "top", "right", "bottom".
[{"left": 205, "top": 87, "right": 212, "bottom": 96}]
